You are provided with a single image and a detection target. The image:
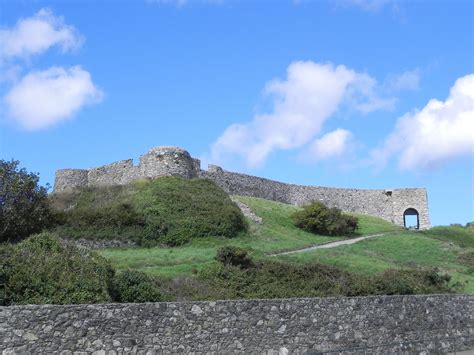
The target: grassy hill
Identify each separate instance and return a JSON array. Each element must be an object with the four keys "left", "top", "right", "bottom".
[
  {"left": 50, "top": 177, "right": 246, "bottom": 246},
  {"left": 99, "top": 195, "right": 473, "bottom": 294}
]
